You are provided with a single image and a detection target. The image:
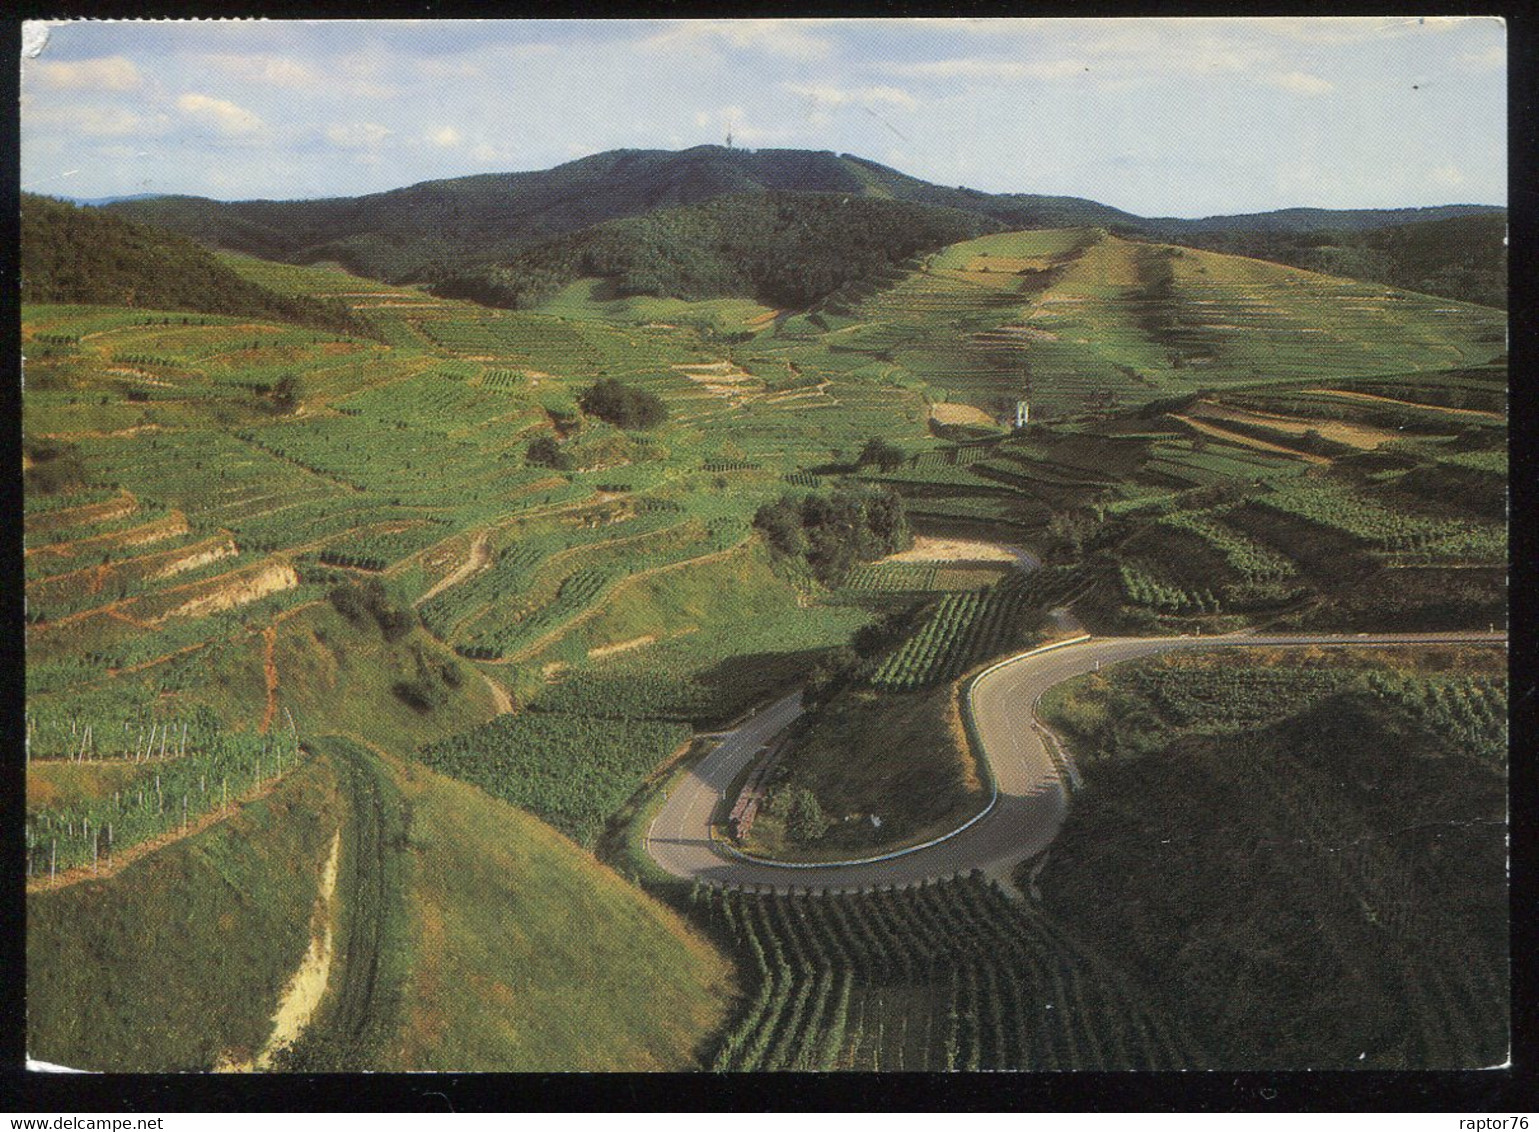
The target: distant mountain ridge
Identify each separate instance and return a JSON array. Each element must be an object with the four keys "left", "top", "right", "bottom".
[{"left": 101, "top": 145, "right": 1505, "bottom": 306}]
